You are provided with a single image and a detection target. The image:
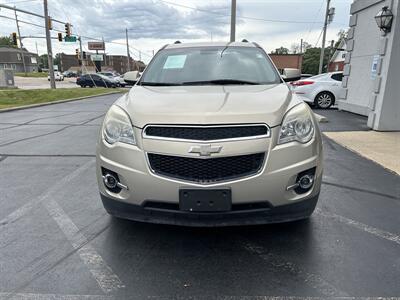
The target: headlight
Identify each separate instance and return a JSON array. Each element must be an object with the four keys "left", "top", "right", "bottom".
[
  {"left": 103, "top": 105, "right": 136, "bottom": 145},
  {"left": 278, "top": 103, "right": 314, "bottom": 145}
]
